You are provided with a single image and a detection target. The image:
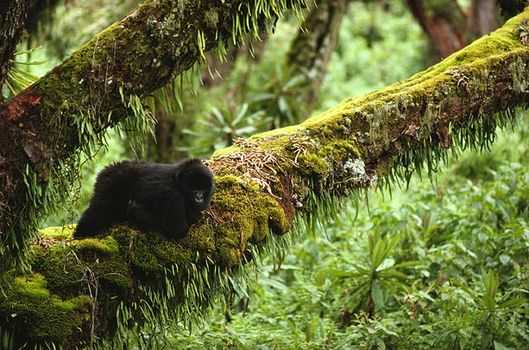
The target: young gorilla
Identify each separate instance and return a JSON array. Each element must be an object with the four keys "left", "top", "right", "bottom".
[{"left": 74, "top": 158, "right": 215, "bottom": 239}]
